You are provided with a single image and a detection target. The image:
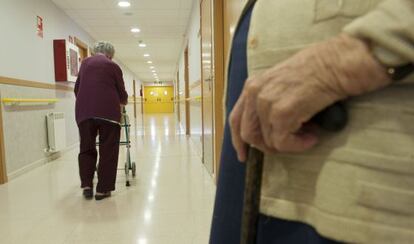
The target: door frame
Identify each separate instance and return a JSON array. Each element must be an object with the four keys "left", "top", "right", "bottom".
[
  {"left": 184, "top": 45, "right": 191, "bottom": 136},
  {"left": 0, "top": 105, "right": 8, "bottom": 184},
  {"left": 213, "top": 0, "right": 225, "bottom": 179},
  {"left": 176, "top": 71, "right": 181, "bottom": 123},
  {"left": 133, "top": 79, "right": 137, "bottom": 119}
]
